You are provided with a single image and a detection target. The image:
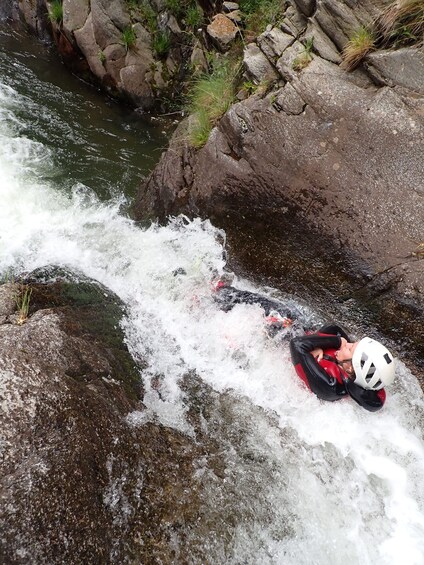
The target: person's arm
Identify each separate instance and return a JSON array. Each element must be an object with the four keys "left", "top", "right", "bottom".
[
  {"left": 345, "top": 381, "right": 386, "bottom": 412},
  {"left": 290, "top": 334, "right": 343, "bottom": 401},
  {"left": 318, "top": 324, "right": 351, "bottom": 341}
]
